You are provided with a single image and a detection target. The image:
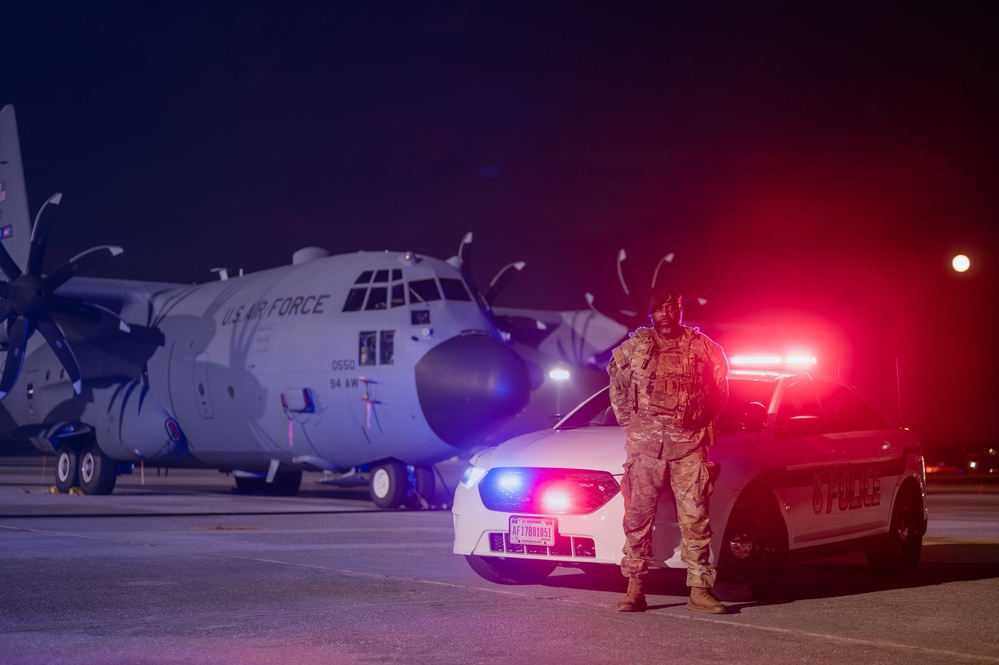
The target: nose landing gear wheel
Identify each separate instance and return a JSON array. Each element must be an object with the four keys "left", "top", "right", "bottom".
[{"left": 370, "top": 461, "right": 407, "bottom": 509}]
